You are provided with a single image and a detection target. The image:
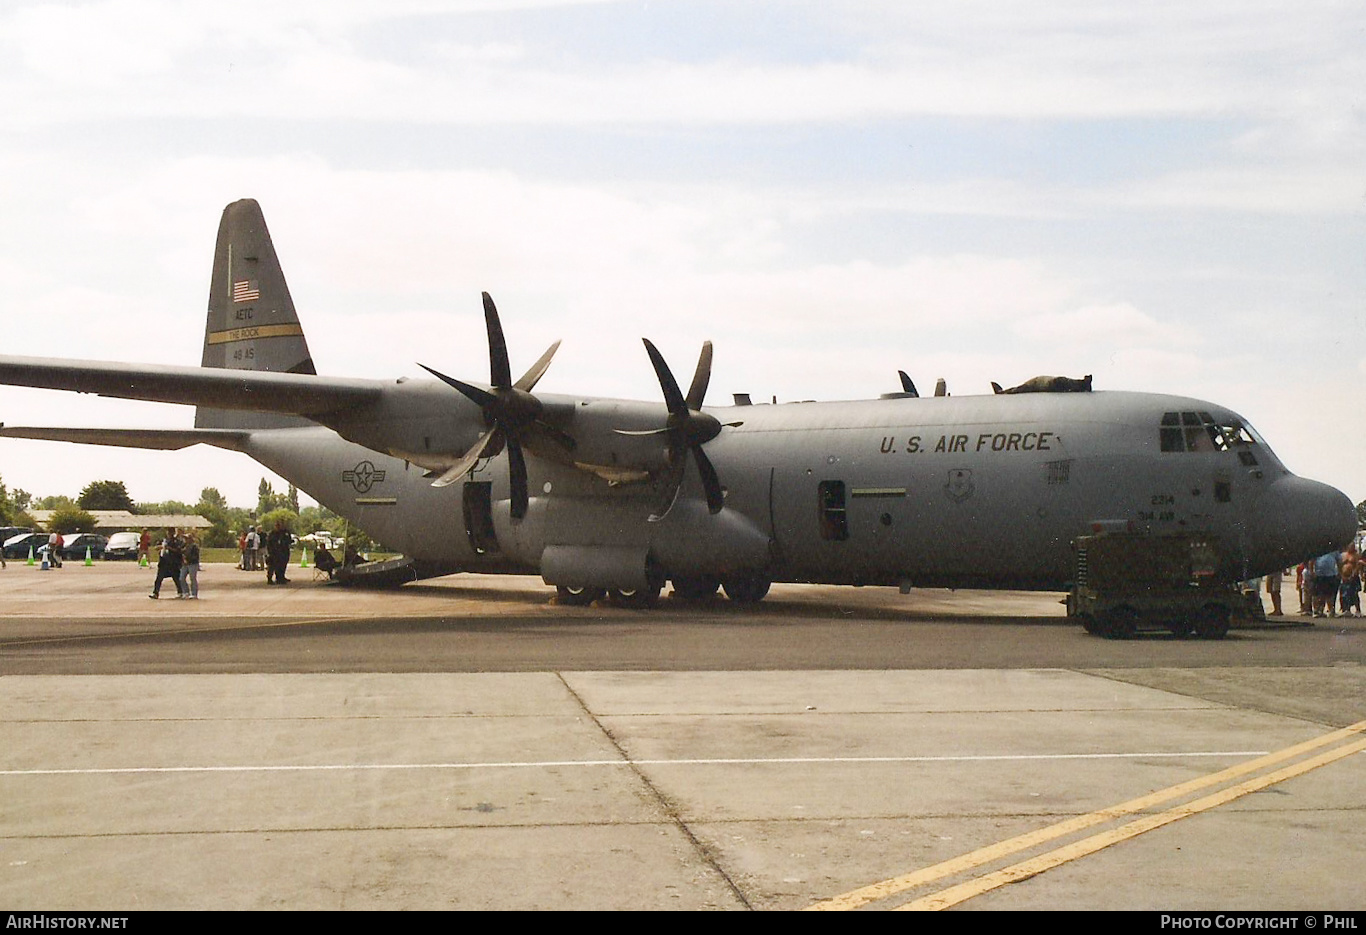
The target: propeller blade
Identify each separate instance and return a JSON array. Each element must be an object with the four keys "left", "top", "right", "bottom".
[
  {"left": 636, "top": 338, "right": 732, "bottom": 516},
  {"left": 428, "top": 293, "right": 562, "bottom": 521},
  {"left": 691, "top": 444, "right": 725, "bottom": 514},
  {"left": 418, "top": 364, "right": 496, "bottom": 409},
  {"left": 514, "top": 340, "right": 561, "bottom": 392},
  {"left": 685, "top": 341, "right": 713, "bottom": 411},
  {"left": 430, "top": 426, "right": 500, "bottom": 488},
  {"left": 898, "top": 370, "right": 919, "bottom": 397},
  {"left": 483, "top": 292, "right": 512, "bottom": 389},
  {"left": 507, "top": 436, "right": 528, "bottom": 519},
  {"left": 642, "top": 339, "right": 687, "bottom": 415}
]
